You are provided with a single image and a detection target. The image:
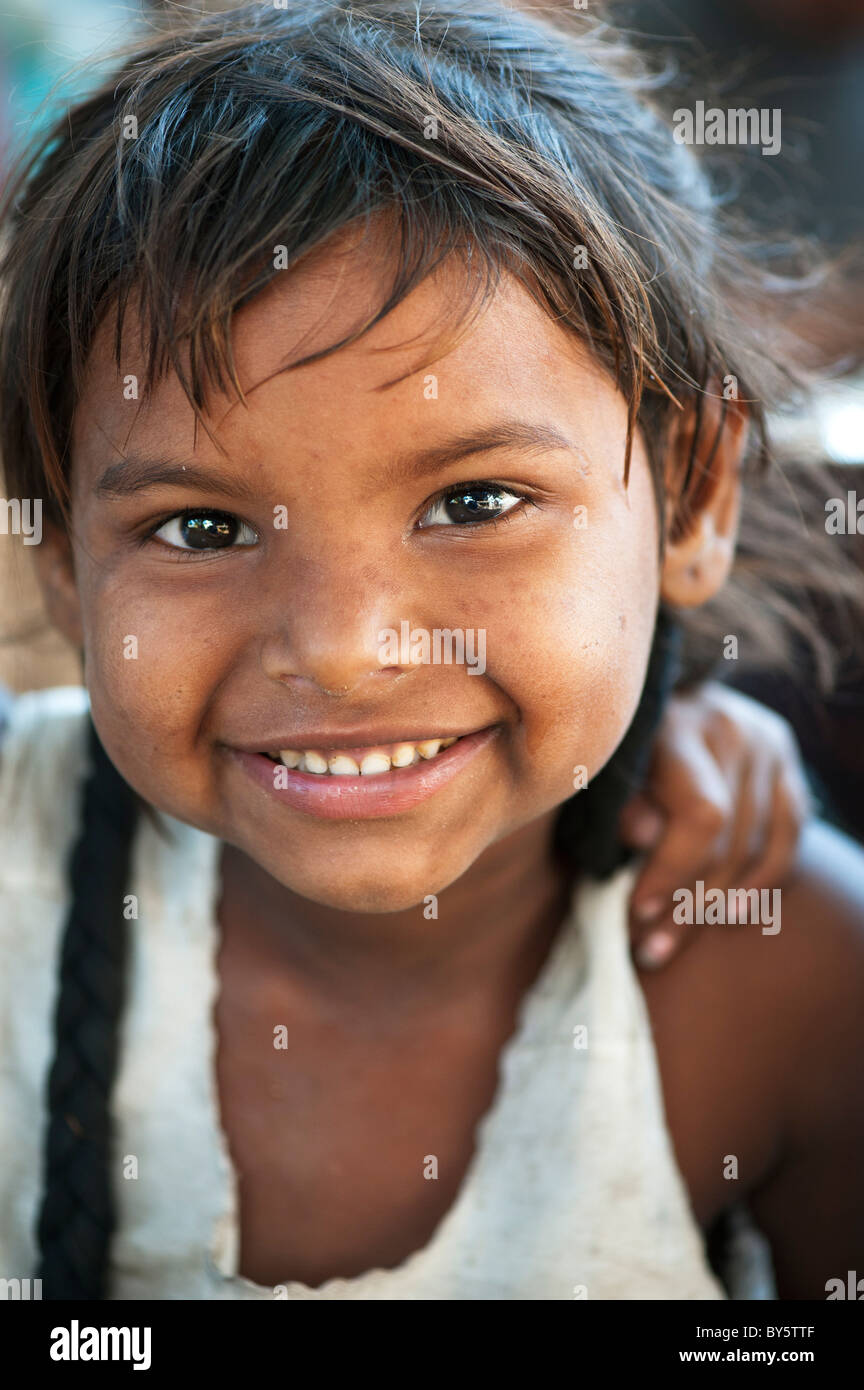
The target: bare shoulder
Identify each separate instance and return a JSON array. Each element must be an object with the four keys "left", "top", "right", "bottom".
[
  {"left": 643, "top": 820, "right": 864, "bottom": 1114},
  {"left": 775, "top": 817, "right": 864, "bottom": 939},
  {"left": 747, "top": 823, "right": 864, "bottom": 1296},
  {"left": 748, "top": 817, "right": 864, "bottom": 1105},
  {"left": 641, "top": 820, "right": 864, "bottom": 1296},
  {"left": 754, "top": 819, "right": 864, "bottom": 1138},
  {"left": 754, "top": 820, "right": 864, "bottom": 1063}
]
